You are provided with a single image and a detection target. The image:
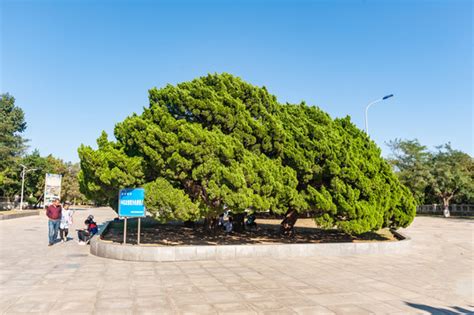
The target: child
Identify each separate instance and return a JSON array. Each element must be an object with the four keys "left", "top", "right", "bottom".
[
  {"left": 77, "top": 215, "right": 98, "bottom": 245},
  {"left": 59, "top": 201, "right": 73, "bottom": 242}
]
